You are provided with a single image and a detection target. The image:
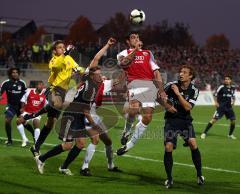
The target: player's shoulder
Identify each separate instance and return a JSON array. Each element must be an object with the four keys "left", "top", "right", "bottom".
[
  {"left": 231, "top": 85, "right": 236, "bottom": 90},
  {"left": 1, "top": 79, "right": 10, "bottom": 86},
  {"left": 117, "top": 49, "right": 128, "bottom": 59},
  {"left": 164, "top": 81, "right": 178, "bottom": 89},
  {"left": 216, "top": 84, "right": 225, "bottom": 92},
  {"left": 189, "top": 82, "right": 199, "bottom": 93}
]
